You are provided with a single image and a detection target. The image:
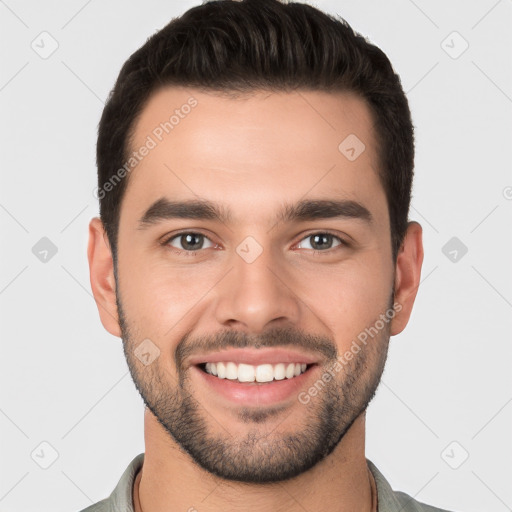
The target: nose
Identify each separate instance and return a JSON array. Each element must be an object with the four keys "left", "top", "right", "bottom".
[{"left": 213, "top": 240, "right": 302, "bottom": 333}]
